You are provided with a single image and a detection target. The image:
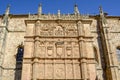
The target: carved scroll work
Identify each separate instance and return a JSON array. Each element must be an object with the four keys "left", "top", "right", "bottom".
[
  {"left": 24, "top": 20, "right": 81, "bottom": 79},
  {"left": 39, "top": 22, "right": 78, "bottom": 37},
  {"left": 23, "top": 19, "right": 95, "bottom": 80}
]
